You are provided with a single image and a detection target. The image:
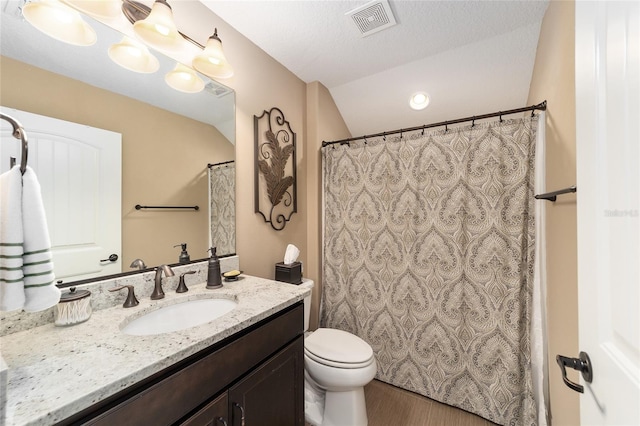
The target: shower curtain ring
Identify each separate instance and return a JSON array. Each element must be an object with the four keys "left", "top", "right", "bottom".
[
  {"left": 400, "top": 129, "right": 403, "bottom": 140},
  {"left": 499, "top": 112, "right": 503, "bottom": 122},
  {"left": 472, "top": 117, "right": 476, "bottom": 127},
  {"left": 421, "top": 126, "right": 425, "bottom": 136},
  {"left": 445, "top": 123, "right": 448, "bottom": 133},
  {"left": 383, "top": 132, "right": 386, "bottom": 141}
]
